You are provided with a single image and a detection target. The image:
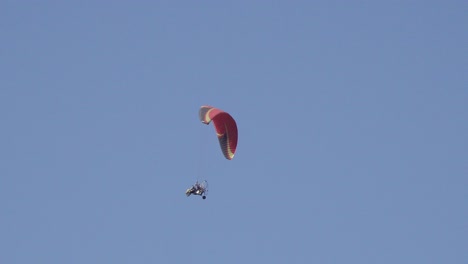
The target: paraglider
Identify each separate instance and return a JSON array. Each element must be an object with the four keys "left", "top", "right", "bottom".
[
  {"left": 185, "top": 105, "right": 238, "bottom": 200},
  {"left": 185, "top": 180, "right": 208, "bottom": 199},
  {"left": 198, "top": 105, "right": 238, "bottom": 160}
]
